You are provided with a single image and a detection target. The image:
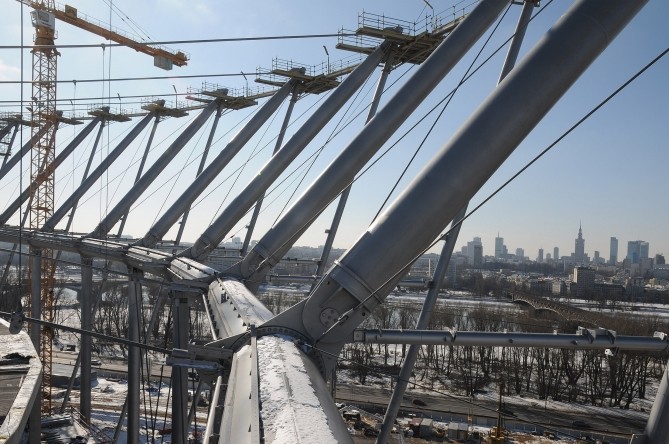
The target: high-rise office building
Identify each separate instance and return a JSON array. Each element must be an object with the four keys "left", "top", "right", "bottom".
[
  {"left": 537, "top": 248, "right": 544, "bottom": 263},
  {"left": 554, "top": 247, "right": 559, "bottom": 263},
  {"left": 574, "top": 223, "right": 585, "bottom": 264},
  {"left": 610, "top": 237, "right": 618, "bottom": 265},
  {"left": 473, "top": 244, "right": 483, "bottom": 268},
  {"left": 515, "top": 248, "right": 524, "bottom": 260},
  {"left": 466, "top": 237, "right": 483, "bottom": 265},
  {"left": 627, "top": 240, "right": 649, "bottom": 264},
  {"left": 495, "top": 234, "right": 504, "bottom": 259}
]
